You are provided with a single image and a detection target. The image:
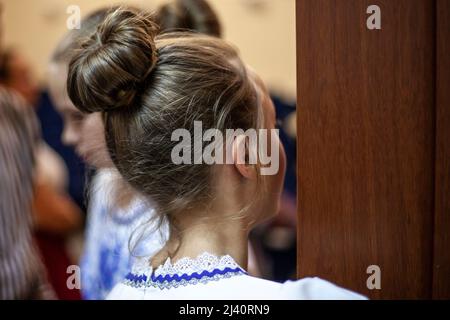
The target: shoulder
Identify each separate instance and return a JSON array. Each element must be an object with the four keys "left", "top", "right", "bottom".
[
  {"left": 89, "top": 169, "right": 121, "bottom": 211},
  {"left": 222, "top": 275, "right": 366, "bottom": 300},
  {"left": 280, "top": 277, "right": 367, "bottom": 300},
  {"left": 92, "top": 169, "right": 115, "bottom": 194}
]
